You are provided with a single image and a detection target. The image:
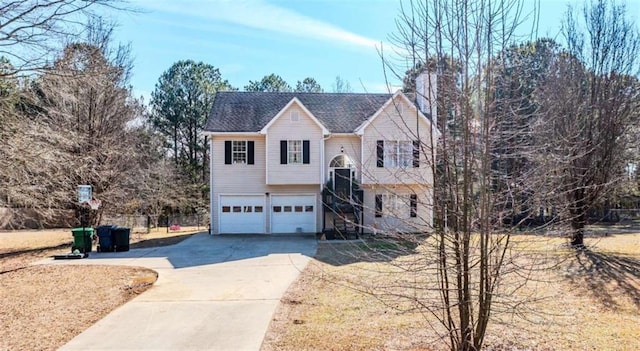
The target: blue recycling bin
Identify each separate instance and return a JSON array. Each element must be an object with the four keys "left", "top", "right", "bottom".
[{"left": 96, "top": 225, "right": 116, "bottom": 252}]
